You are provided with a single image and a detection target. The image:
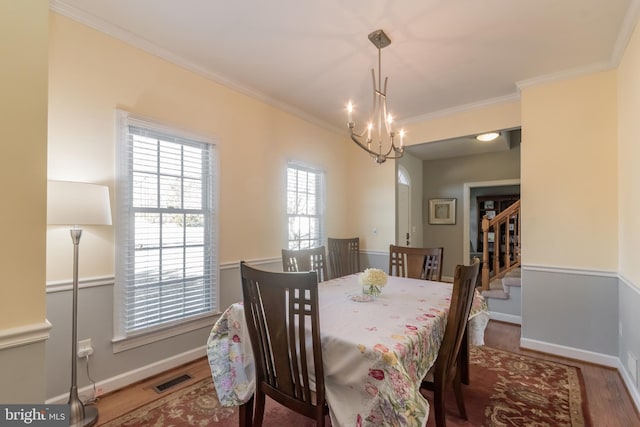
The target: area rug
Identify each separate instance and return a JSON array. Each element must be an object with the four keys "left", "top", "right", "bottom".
[
  {"left": 101, "top": 346, "right": 590, "bottom": 427},
  {"left": 424, "top": 346, "right": 591, "bottom": 427}
]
